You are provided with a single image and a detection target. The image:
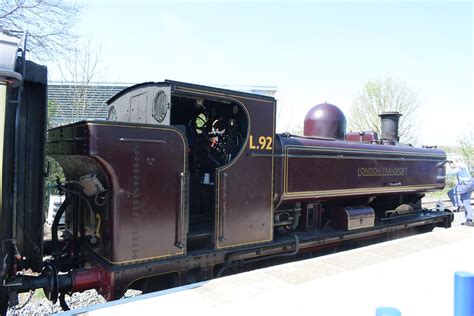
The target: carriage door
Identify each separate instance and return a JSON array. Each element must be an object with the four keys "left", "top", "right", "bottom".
[{"left": 215, "top": 96, "right": 275, "bottom": 249}]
